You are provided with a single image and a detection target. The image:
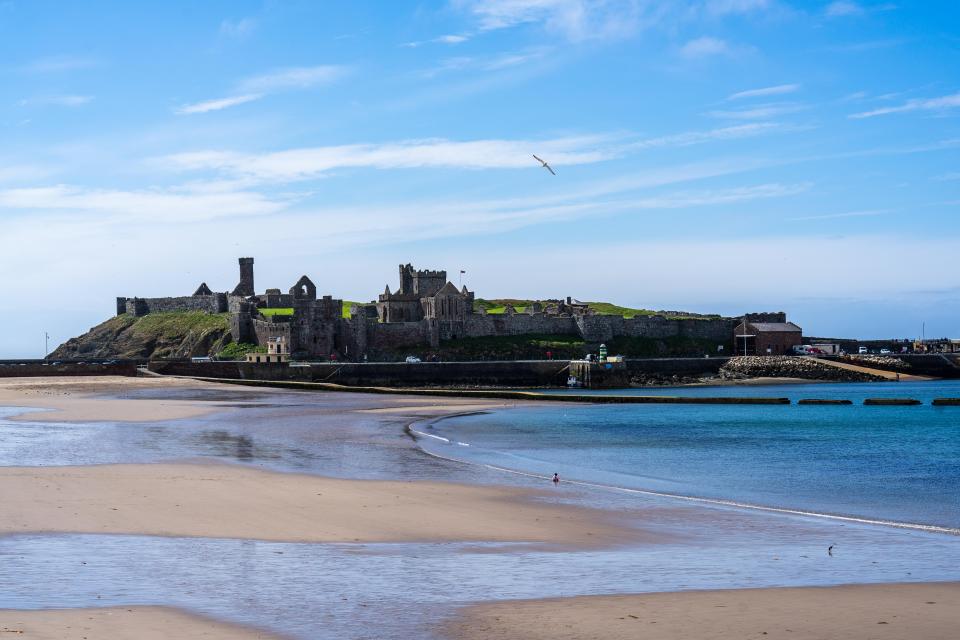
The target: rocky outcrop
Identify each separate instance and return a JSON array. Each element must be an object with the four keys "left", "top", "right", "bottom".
[
  {"left": 720, "top": 356, "right": 884, "bottom": 382},
  {"left": 50, "top": 312, "right": 232, "bottom": 360}
]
